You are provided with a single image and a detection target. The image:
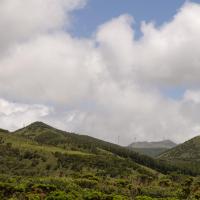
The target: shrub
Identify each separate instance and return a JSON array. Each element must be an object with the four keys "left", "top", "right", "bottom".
[
  {"left": 158, "top": 179, "right": 171, "bottom": 187},
  {"left": 75, "top": 179, "right": 98, "bottom": 189},
  {"left": 112, "top": 195, "right": 128, "bottom": 200},
  {"left": 140, "top": 186, "right": 175, "bottom": 198},
  {"left": 135, "top": 196, "right": 155, "bottom": 200},
  {"left": 46, "top": 191, "right": 67, "bottom": 200},
  {"left": 31, "top": 159, "right": 39, "bottom": 167},
  {"left": 32, "top": 184, "right": 56, "bottom": 193},
  {"left": 83, "top": 190, "right": 103, "bottom": 200},
  {"left": 46, "top": 164, "right": 51, "bottom": 170},
  {"left": 25, "top": 193, "right": 41, "bottom": 200}
]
